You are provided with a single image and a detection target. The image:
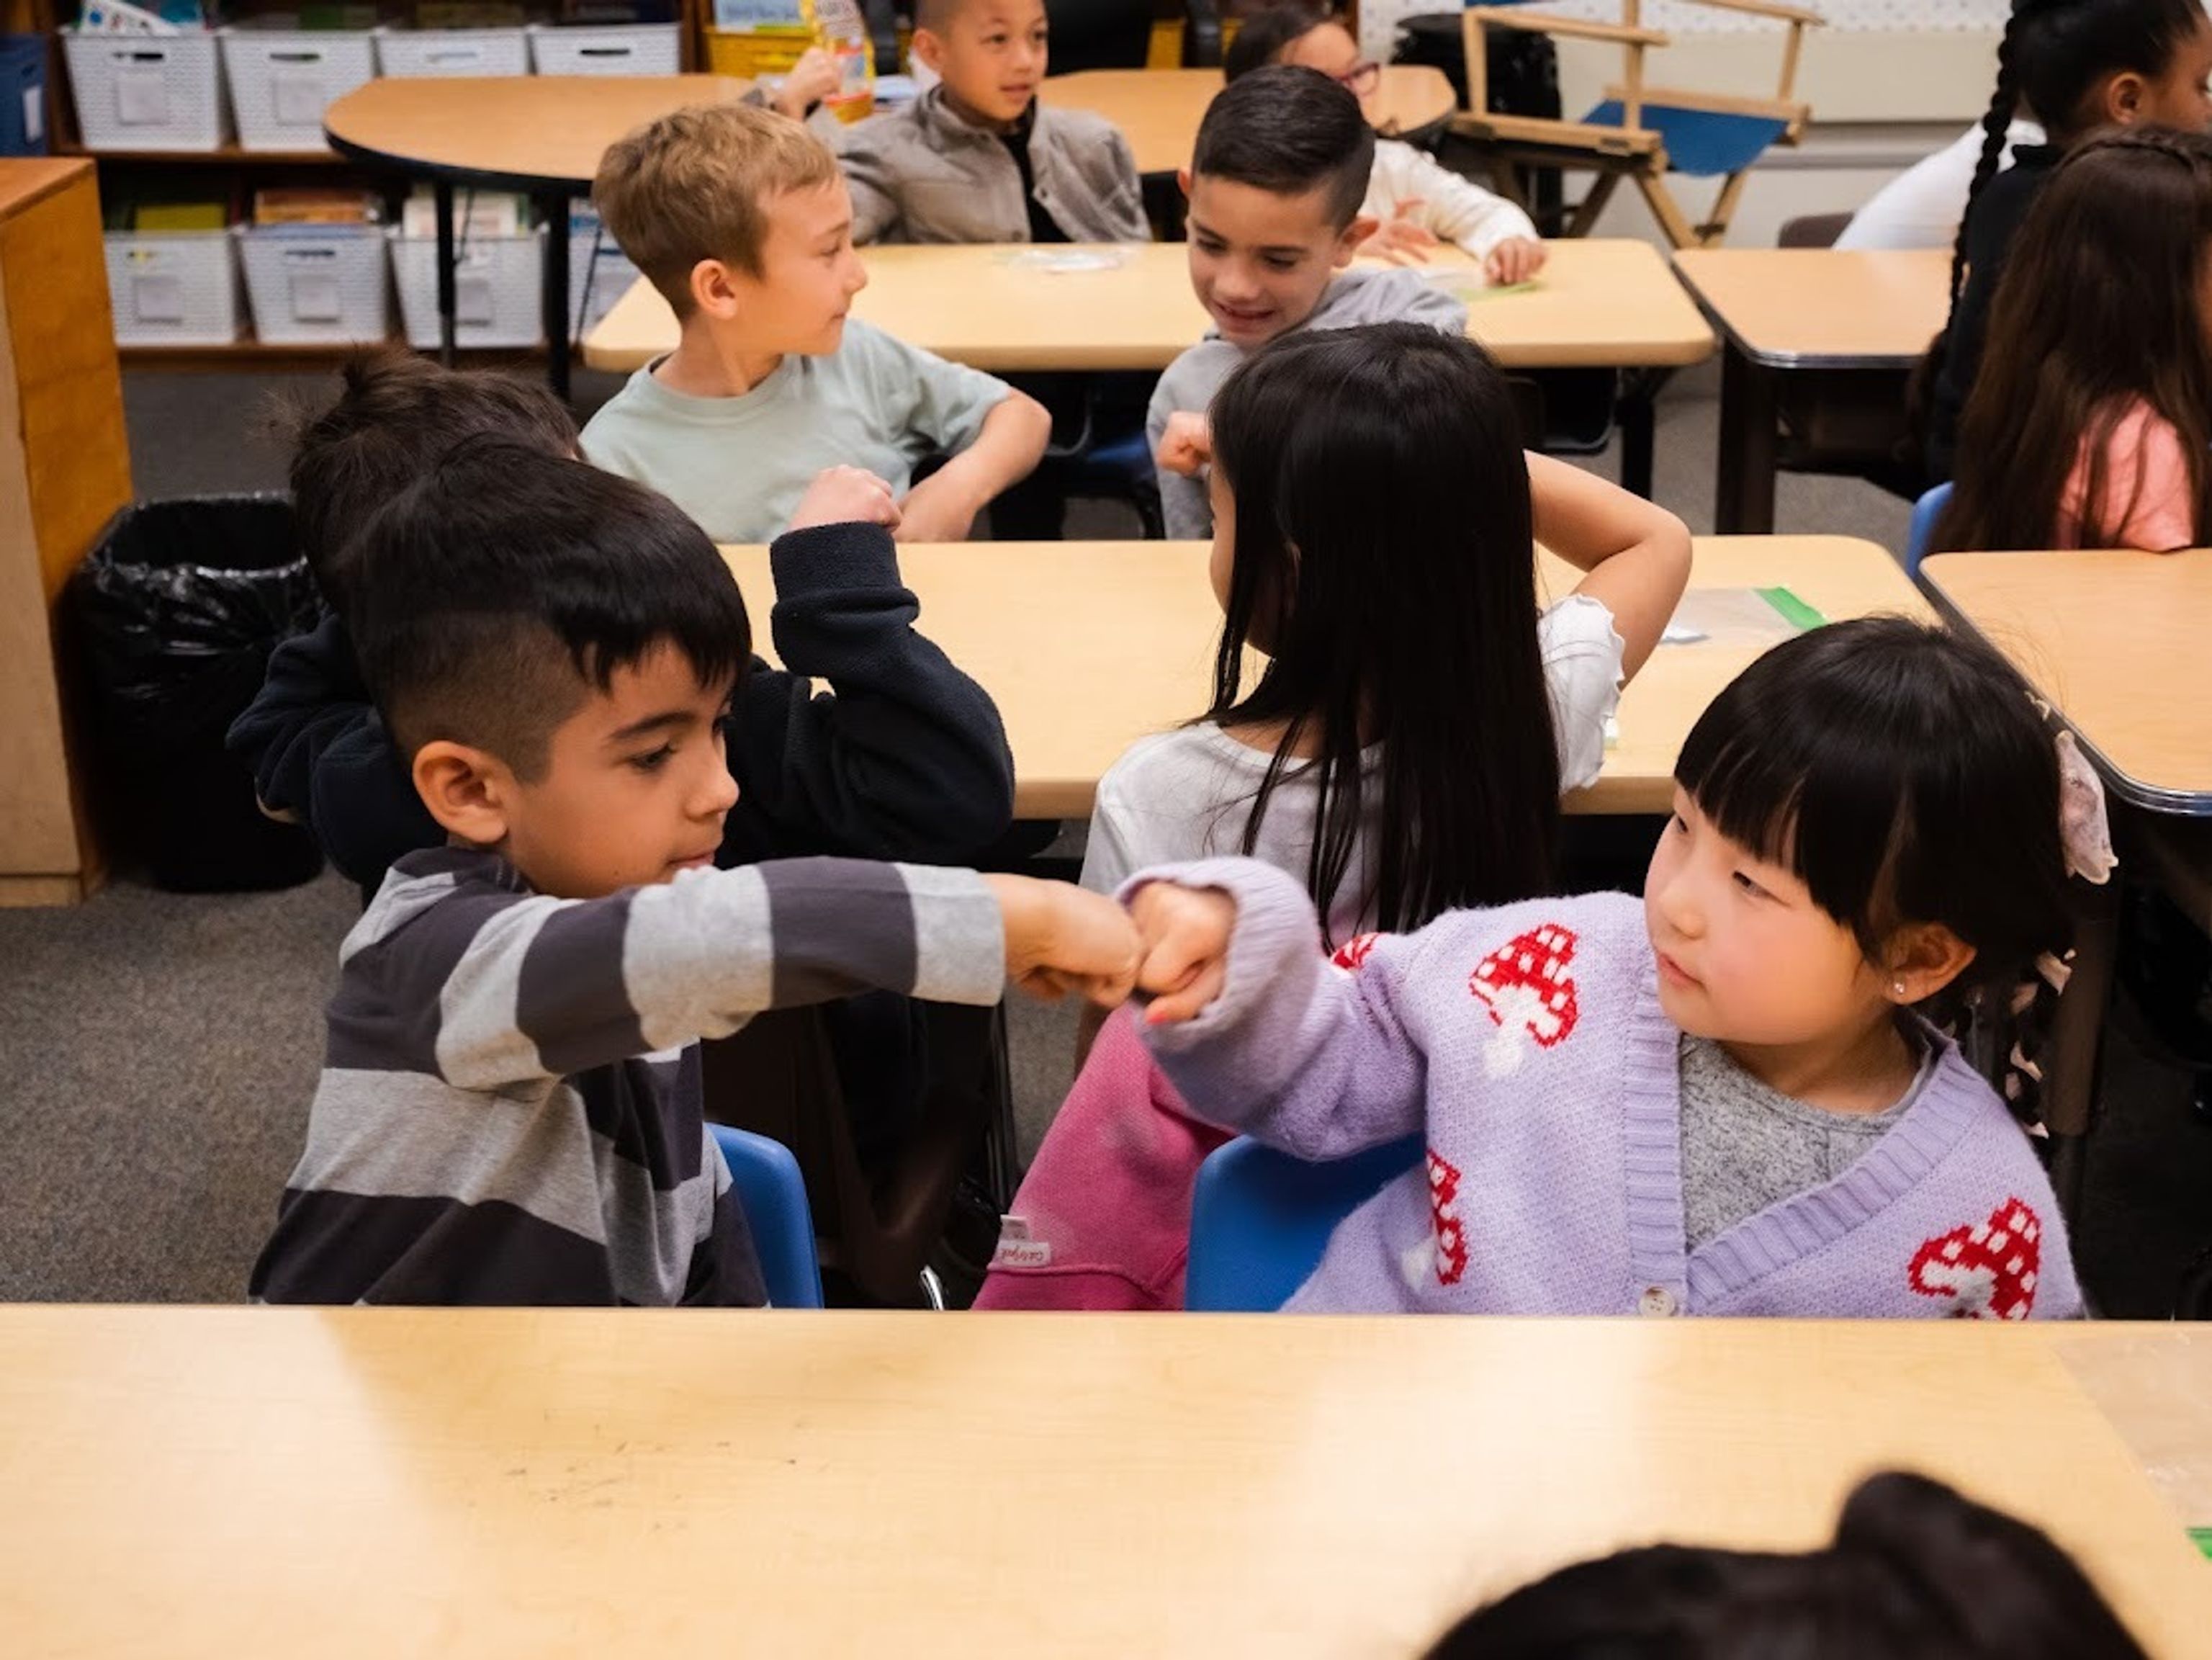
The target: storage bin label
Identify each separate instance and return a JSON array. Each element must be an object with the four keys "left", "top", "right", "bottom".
[{"left": 115, "top": 64, "right": 169, "bottom": 125}]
